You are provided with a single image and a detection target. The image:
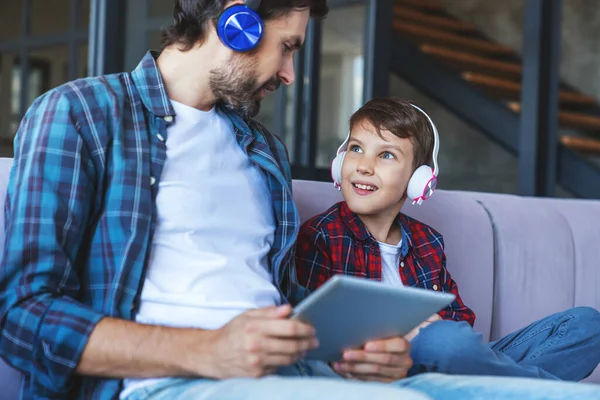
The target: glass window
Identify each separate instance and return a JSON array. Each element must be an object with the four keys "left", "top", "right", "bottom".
[
  {"left": 80, "top": 0, "right": 91, "bottom": 30},
  {"left": 390, "top": 74, "right": 519, "bottom": 194},
  {"left": 316, "top": 4, "right": 366, "bottom": 168},
  {"left": 78, "top": 43, "right": 89, "bottom": 78},
  {"left": 149, "top": 0, "right": 175, "bottom": 18},
  {"left": 0, "top": 53, "right": 18, "bottom": 150},
  {"left": 31, "top": 0, "right": 71, "bottom": 36},
  {"left": 0, "top": 0, "right": 22, "bottom": 41}
]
